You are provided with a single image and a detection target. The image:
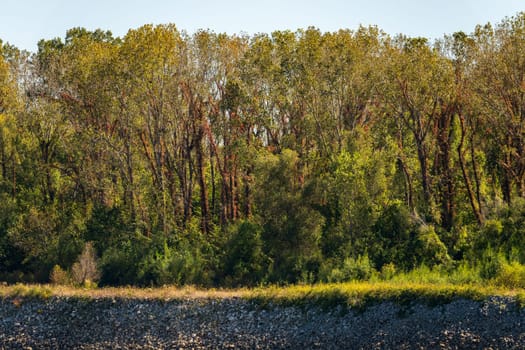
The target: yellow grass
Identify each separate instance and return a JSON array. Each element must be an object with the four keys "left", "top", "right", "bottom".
[
  {"left": 249, "top": 282, "right": 522, "bottom": 309},
  {"left": 1, "top": 282, "right": 523, "bottom": 309},
  {"left": 0, "top": 283, "right": 248, "bottom": 300}
]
